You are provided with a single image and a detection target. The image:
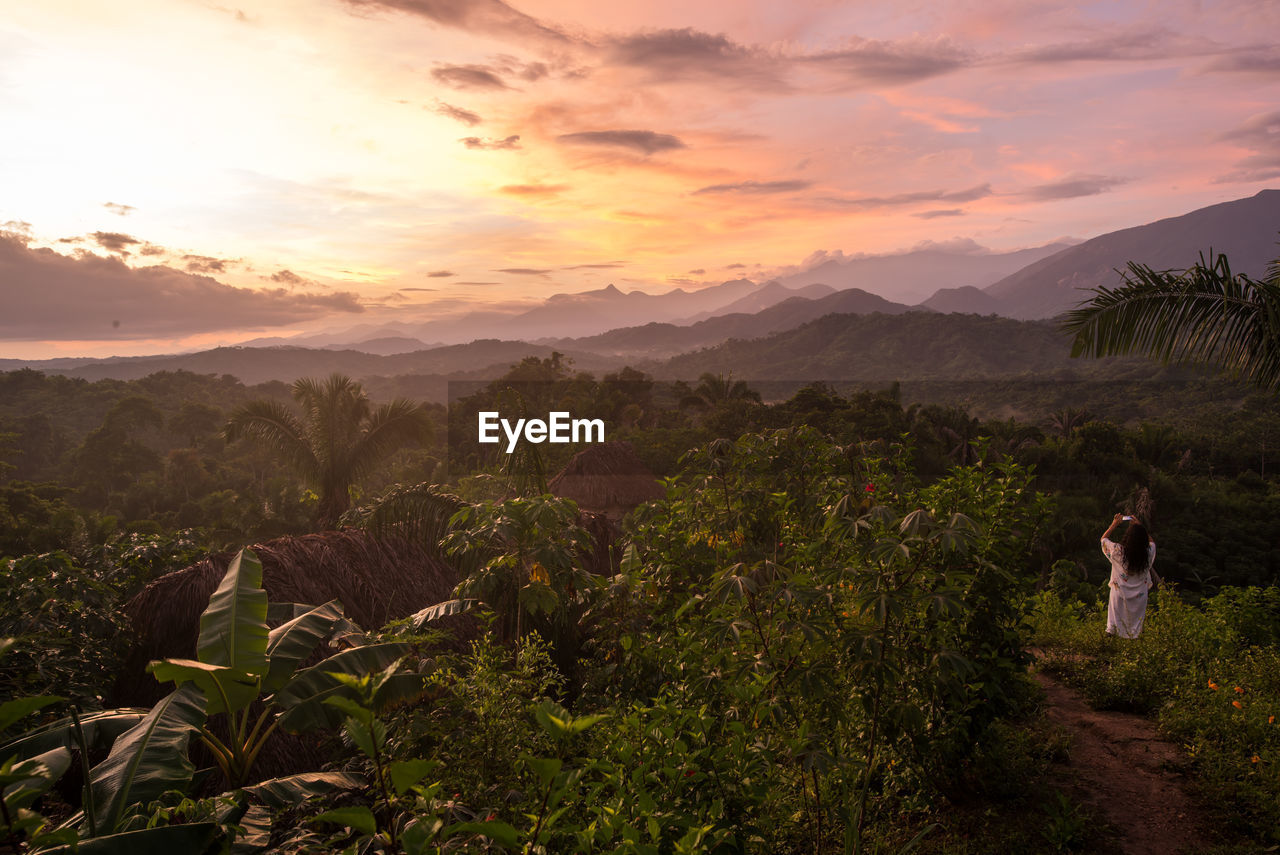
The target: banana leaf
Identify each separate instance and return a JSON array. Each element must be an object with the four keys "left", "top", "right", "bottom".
[
  {"left": 0, "top": 709, "right": 149, "bottom": 762},
  {"left": 272, "top": 643, "right": 411, "bottom": 733},
  {"left": 0, "top": 695, "right": 64, "bottom": 736},
  {"left": 198, "top": 548, "right": 269, "bottom": 676},
  {"left": 243, "top": 770, "right": 364, "bottom": 808},
  {"left": 89, "top": 685, "right": 206, "bottom": 834},
  {"left": 147, "top": 659, "right": 259, "bottom": 717},
  {"left": 43, "top": 822, "right": 223, "bottom": 855},
  {"left": 262, "top": 600, "right": 344, "bottom": 694},
  {"left": 1, "top": 747, "right": 71, "bottom": 808}
]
